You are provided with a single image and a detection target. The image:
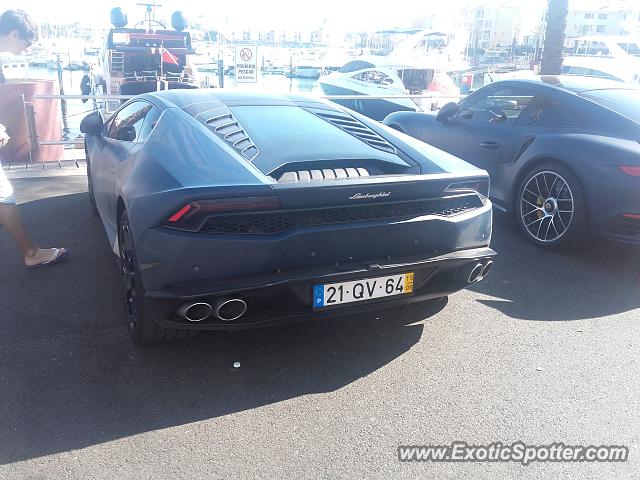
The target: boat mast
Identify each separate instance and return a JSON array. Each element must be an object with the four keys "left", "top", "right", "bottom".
[{"left": 136, "top": 1, "right": 162, "bottom": 32}]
